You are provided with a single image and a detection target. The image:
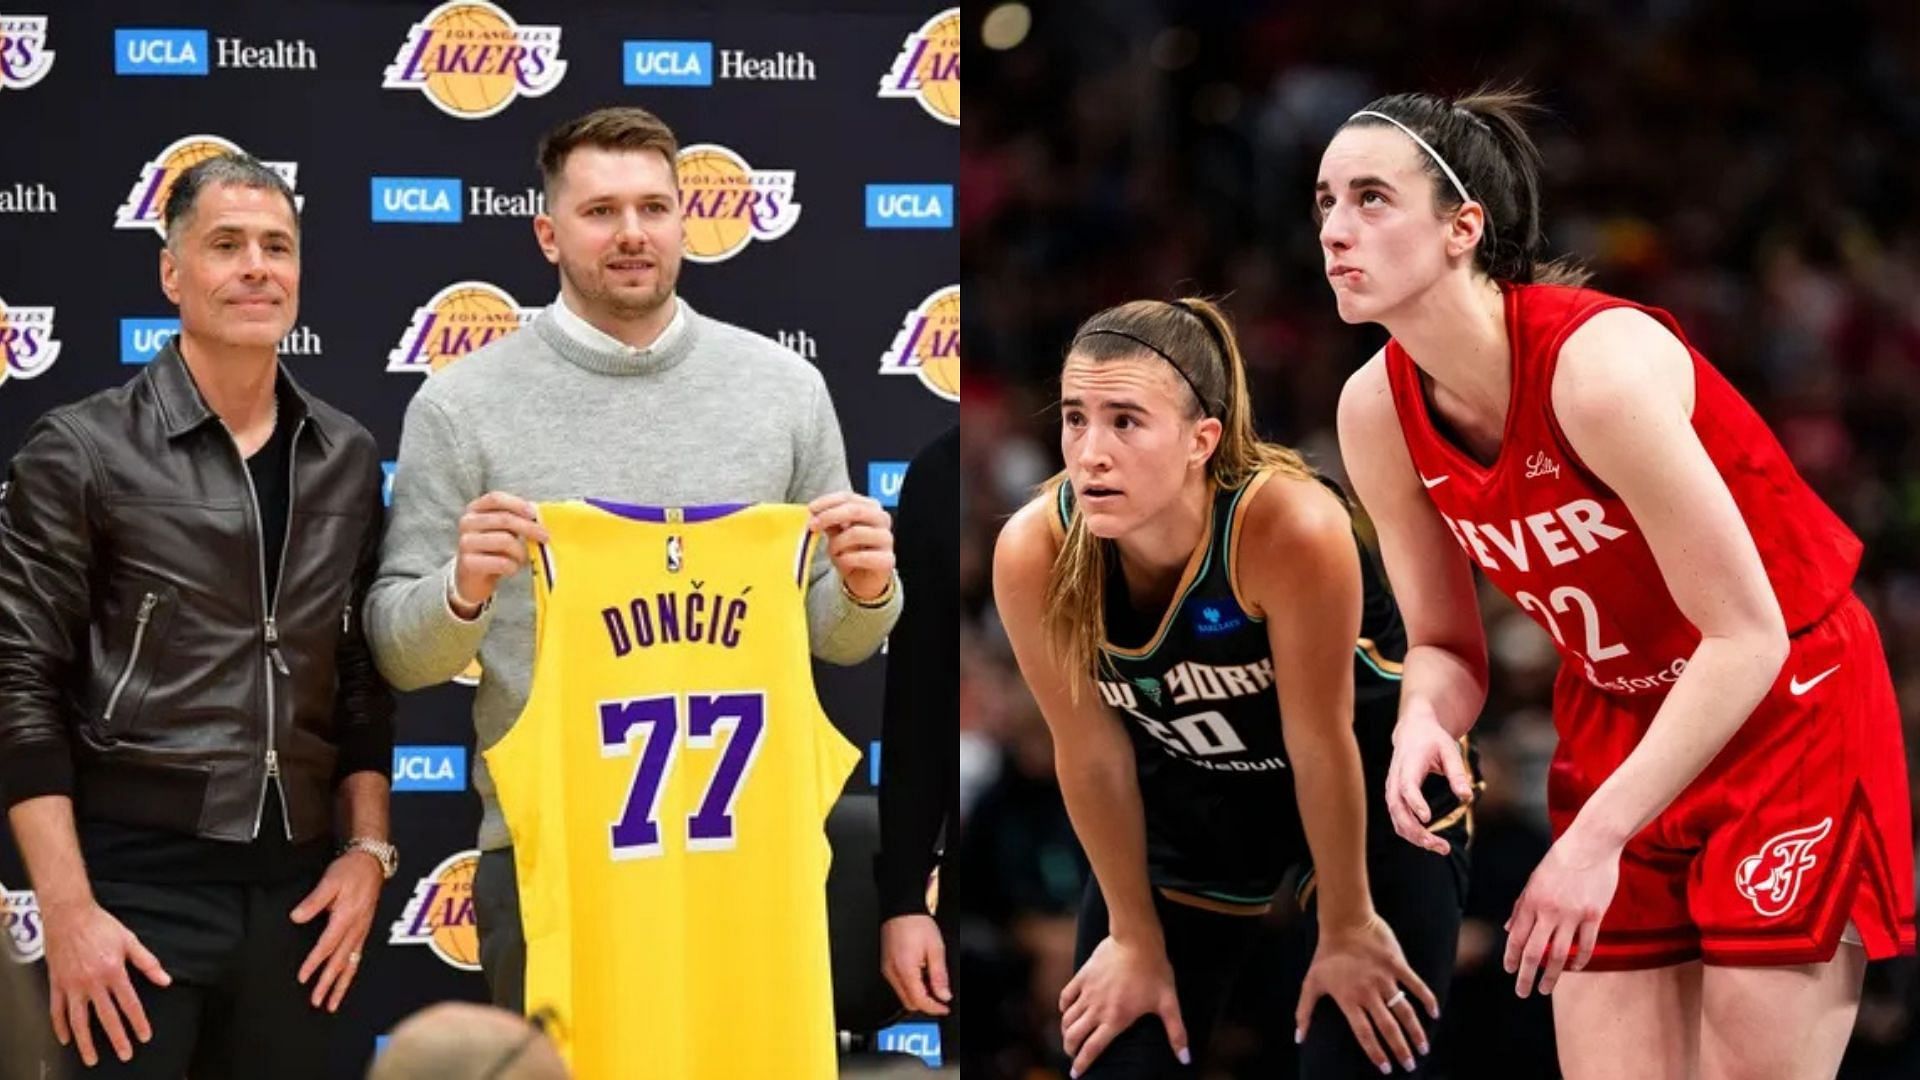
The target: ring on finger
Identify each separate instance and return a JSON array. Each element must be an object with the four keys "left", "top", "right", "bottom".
[
  {"left": 1385, "top": 990, "right": 1408, "bottom": 1009},
  {"left": 348, "top": 951, "right": 362, "bottom": 966}
]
